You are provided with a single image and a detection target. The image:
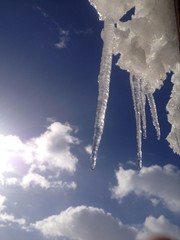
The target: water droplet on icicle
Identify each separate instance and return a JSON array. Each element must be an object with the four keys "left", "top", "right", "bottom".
[{"left": 91, "top": 18, "right": 114, "bottom": 169}]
